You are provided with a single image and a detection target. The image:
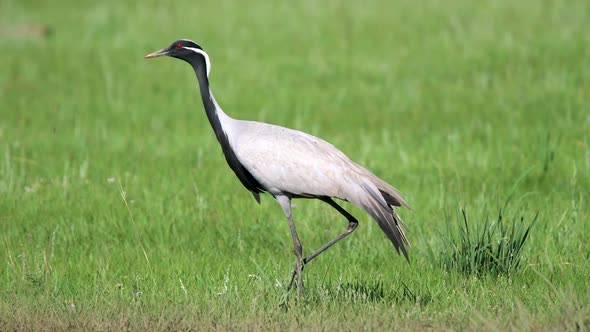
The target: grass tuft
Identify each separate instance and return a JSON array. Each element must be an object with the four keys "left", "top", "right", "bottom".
[{"left": 436, "top": 206, "right": 538, "bottom": 277}]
